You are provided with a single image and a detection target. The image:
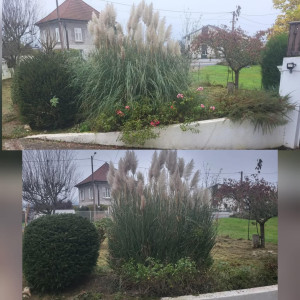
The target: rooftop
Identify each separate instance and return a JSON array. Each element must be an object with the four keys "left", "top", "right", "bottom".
[
  {"left": 75, "top": 162, "right": 110, "bottom": 187},
  {"left": 36, "top": 0, "right": 99, "bottom": 25}
]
